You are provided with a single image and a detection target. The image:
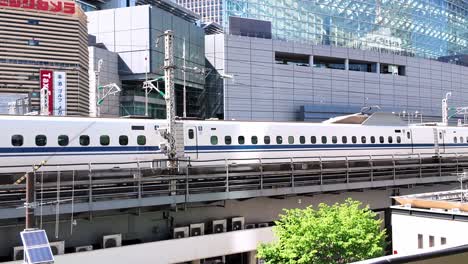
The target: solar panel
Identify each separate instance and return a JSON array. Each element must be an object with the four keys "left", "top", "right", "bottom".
[
  {"left": 22, "top": 230, "right": 49, "bottom": 247},
  {"left": 20, "top": 230, "right": 54, "bottom": 264},
  {"left": 27, "top": 247, "right": 54, "bottom": 264}
]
